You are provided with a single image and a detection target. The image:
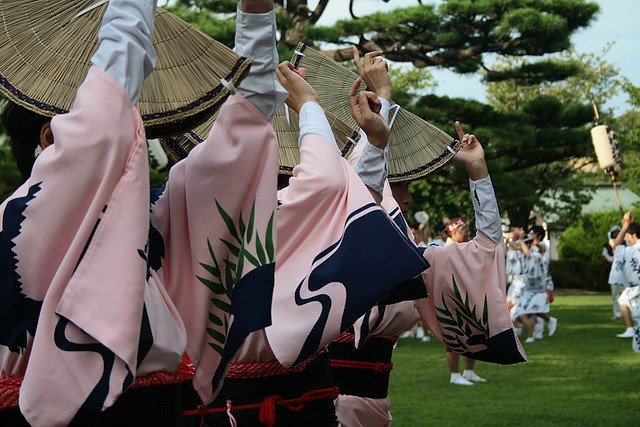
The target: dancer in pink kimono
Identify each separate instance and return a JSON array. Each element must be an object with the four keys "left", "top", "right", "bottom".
[
  {"left": 181, "top": 35, "right": 430, "bottom": 427},
  {"left": 329, "top": 51, "right": 525, "bottom": 426},
  {"left": 0, "top": 0, "right": 282, "bottom": 425}
]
